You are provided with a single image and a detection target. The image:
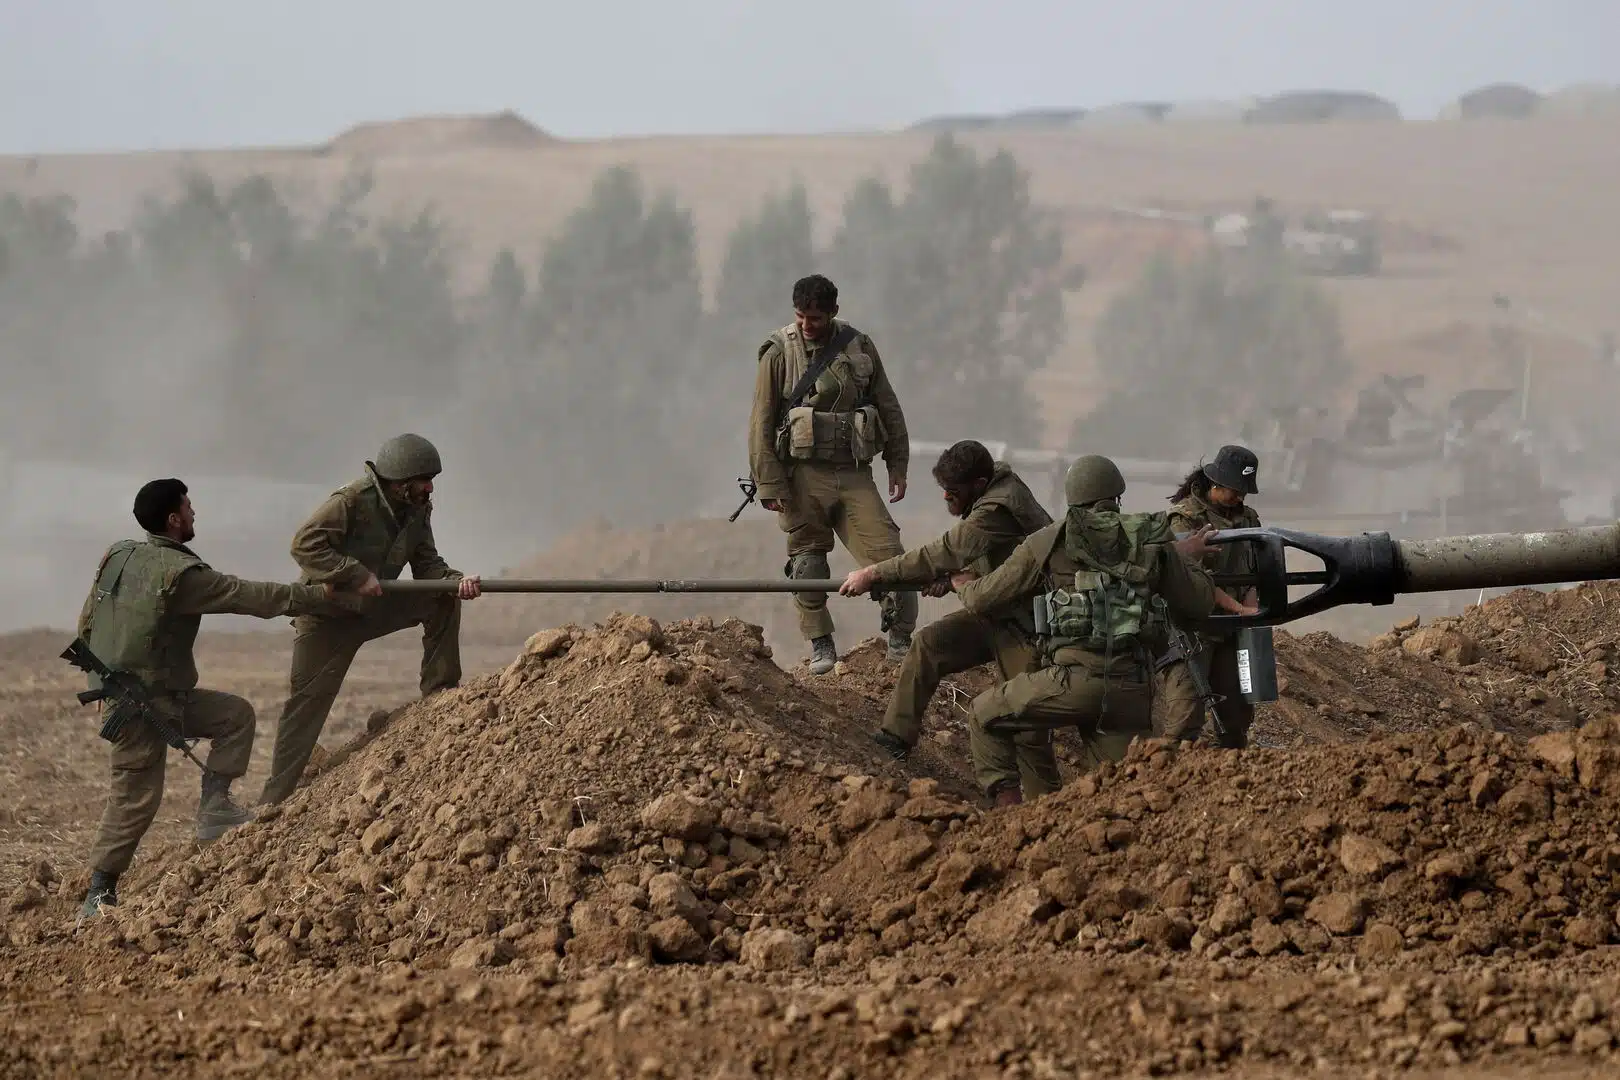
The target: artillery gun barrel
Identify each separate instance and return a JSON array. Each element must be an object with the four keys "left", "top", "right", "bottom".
[
  {"left": 1393, "top": 524, "right": 1620, "bottom": 594},
  {"left": 1204, "top": 522, "right": 1620, "bottom": 628},
  {"left": 379, "top": 579, "right": 918, "bottom": 595}
]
